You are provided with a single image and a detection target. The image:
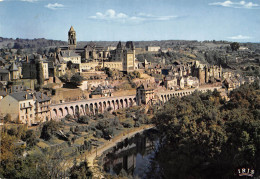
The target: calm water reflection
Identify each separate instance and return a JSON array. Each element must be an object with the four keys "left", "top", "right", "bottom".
[{"left": 102, "top": 129, "right": 159, "bottom": 178}]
